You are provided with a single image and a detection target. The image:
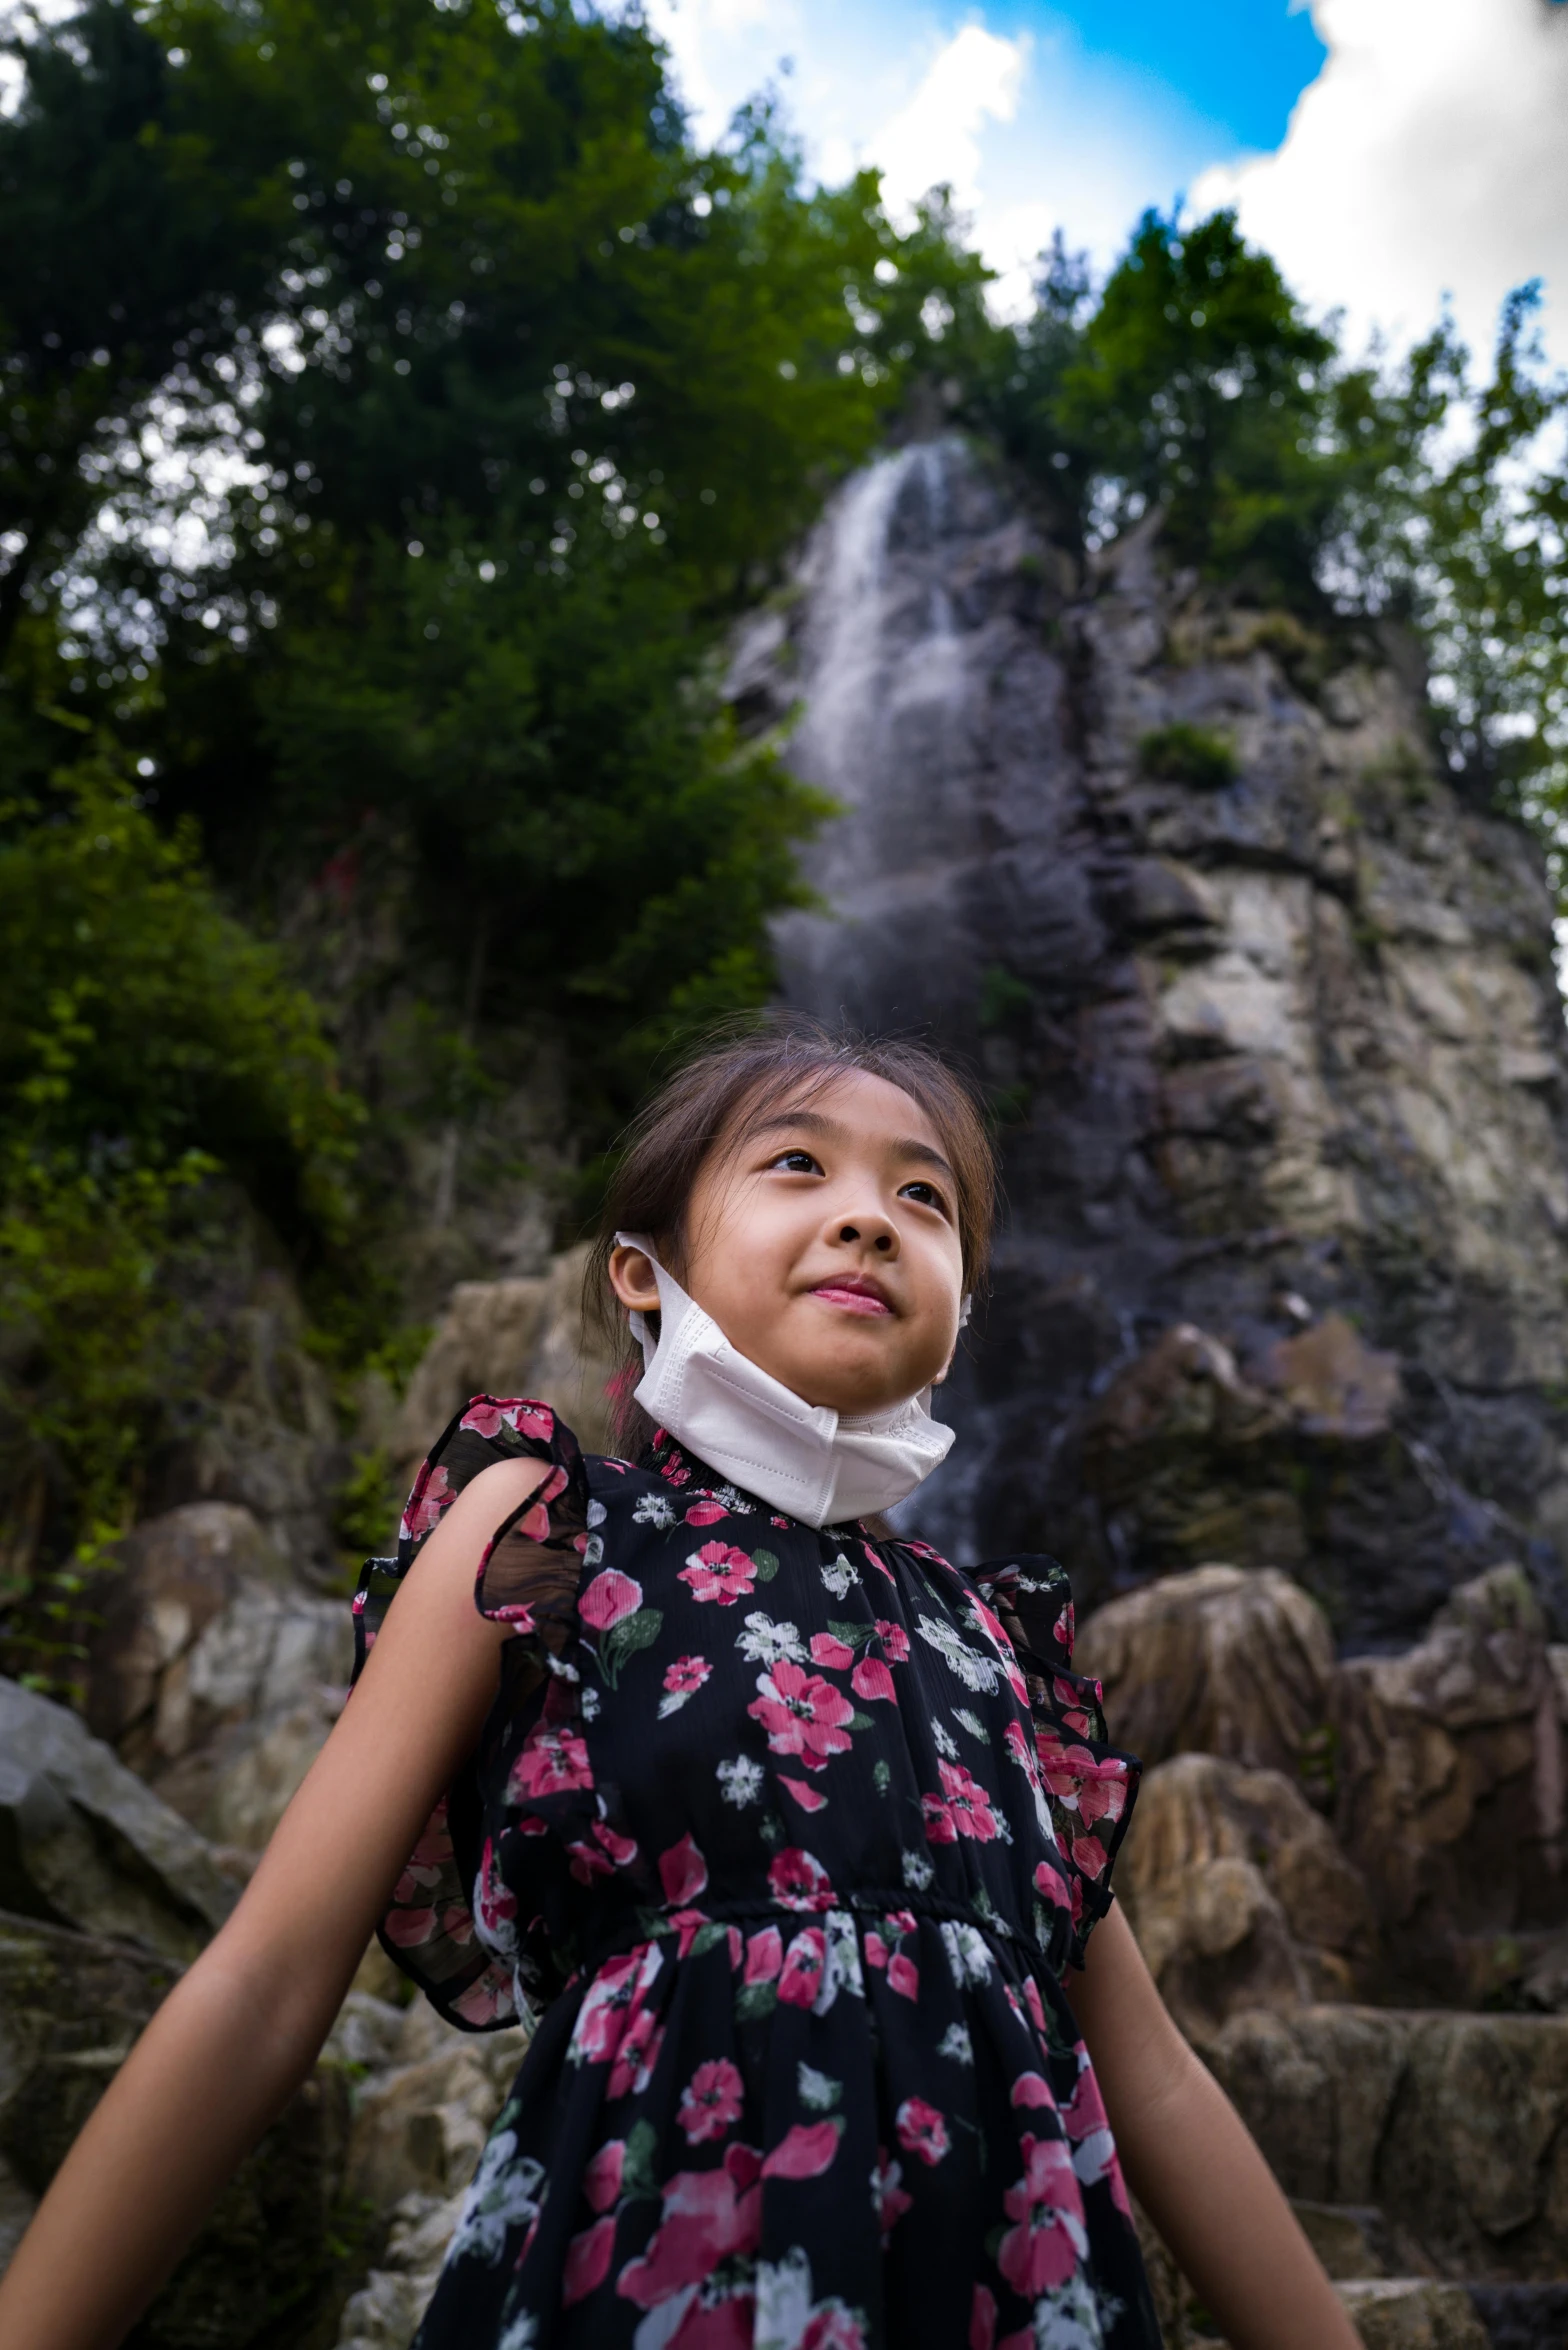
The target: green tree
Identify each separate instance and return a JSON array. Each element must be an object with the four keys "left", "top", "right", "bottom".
[
  {"left": 3, "top": 0, "right": 993, "bottom": 1113},
  {"left": 0, "top": 754, "right": 361, "bottom": 1649}
]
